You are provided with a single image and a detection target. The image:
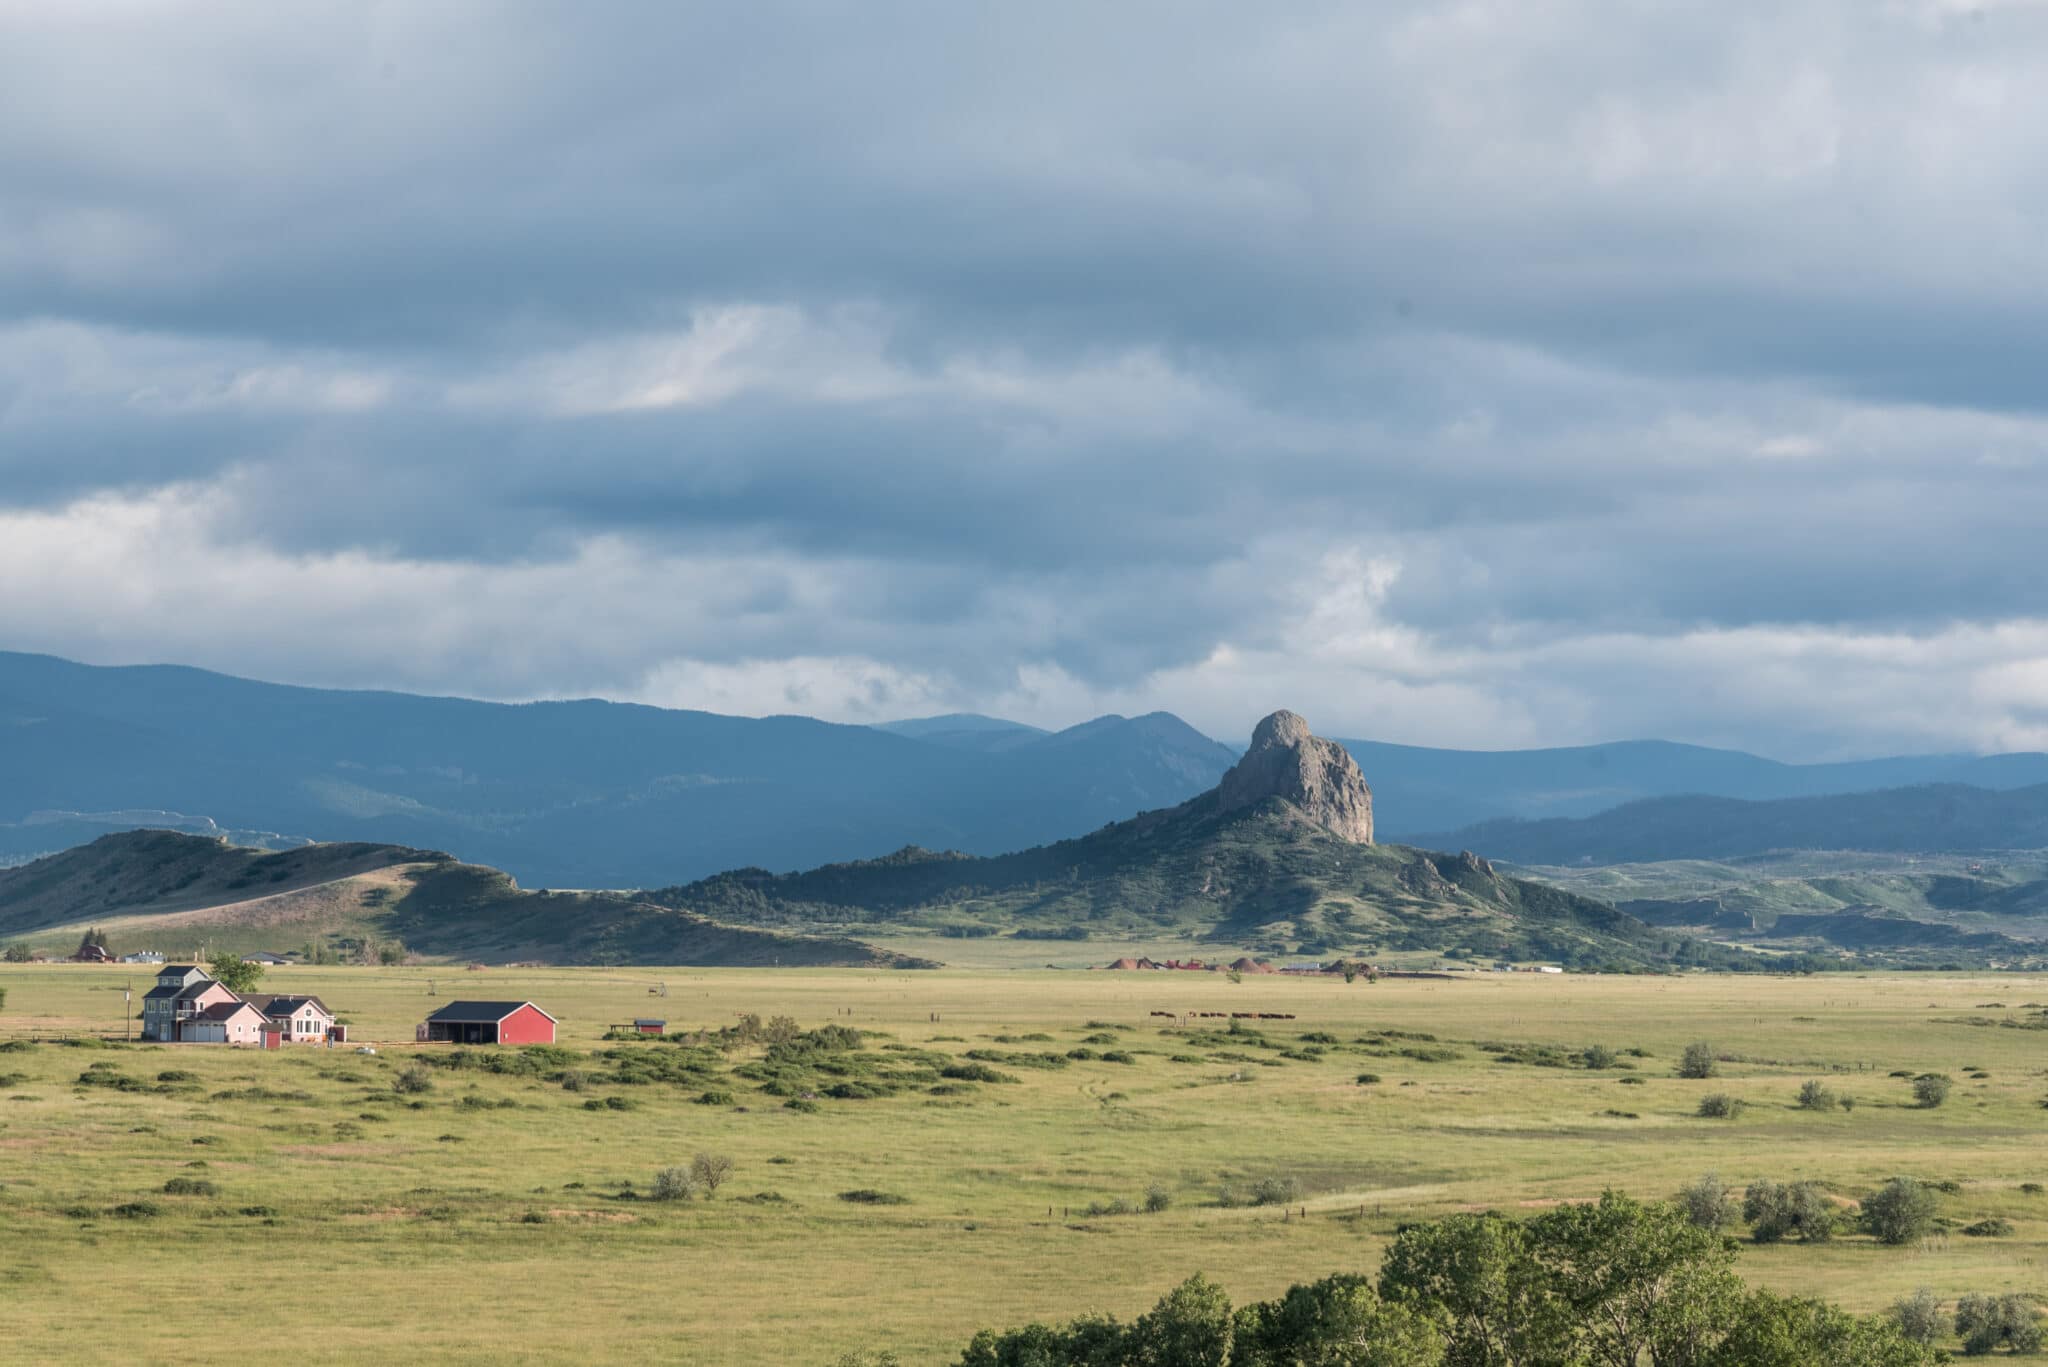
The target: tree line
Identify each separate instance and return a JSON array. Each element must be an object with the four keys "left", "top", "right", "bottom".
[{"left": 935, "top": 1192, "right": 2007, "bottom": 1365}]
